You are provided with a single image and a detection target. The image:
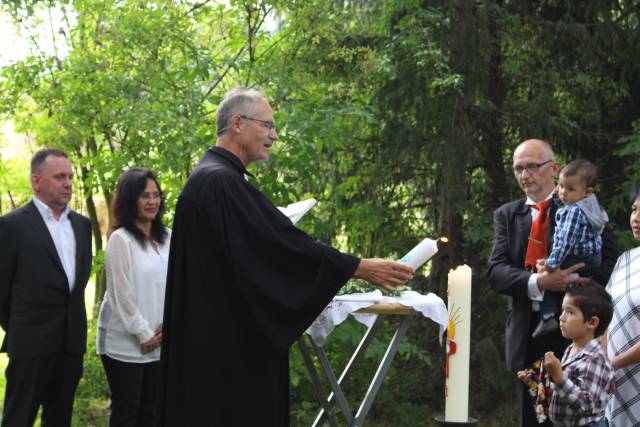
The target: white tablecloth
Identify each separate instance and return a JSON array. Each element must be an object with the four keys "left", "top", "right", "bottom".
[{"left": 306, "top": 290, "right": 448, "bottom": 346}]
